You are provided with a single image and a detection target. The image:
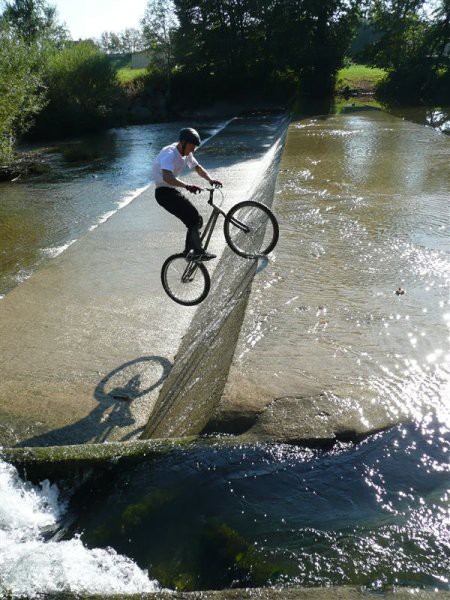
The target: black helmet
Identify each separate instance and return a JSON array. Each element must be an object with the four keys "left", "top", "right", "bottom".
[{"left": 179, "top": 127, "right": 201, "bottom": 146}]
